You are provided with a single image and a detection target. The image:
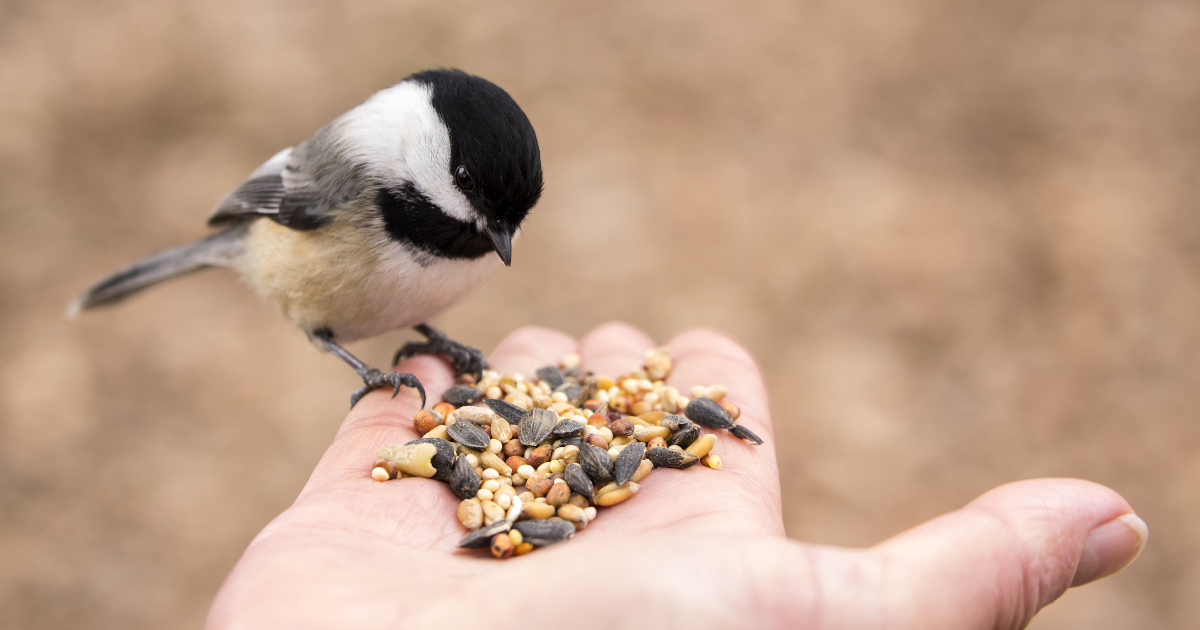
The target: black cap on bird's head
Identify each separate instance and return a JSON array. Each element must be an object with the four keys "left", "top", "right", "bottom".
[{"left": 409, "top": 69, "right": 543, "bottom": 266}]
